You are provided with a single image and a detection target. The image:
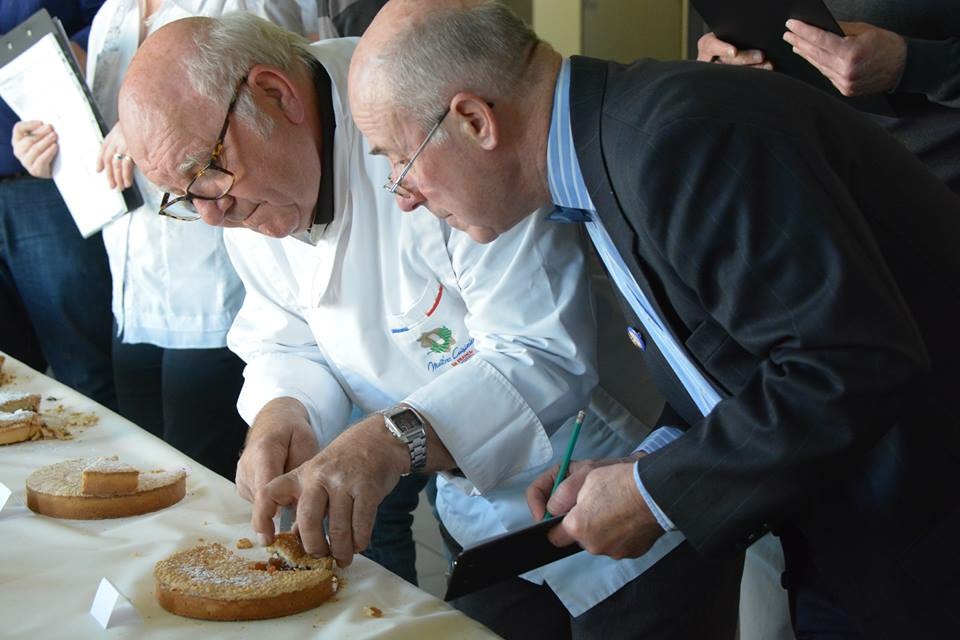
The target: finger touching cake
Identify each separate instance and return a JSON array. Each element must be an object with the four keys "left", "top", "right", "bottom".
[
  {"left": 154, "top": 532, "right": 339, "bottom": 621},
  {"left": 26, "top": 457, "right": 186, "bottom": 519}
]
